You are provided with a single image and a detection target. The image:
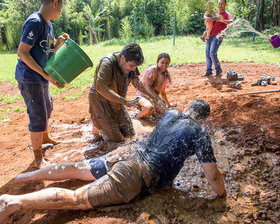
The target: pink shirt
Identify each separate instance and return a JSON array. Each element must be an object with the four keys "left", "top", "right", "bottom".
[
  {"left": 210, "top": 11, "right": 233, "bottom": 37},
  {"left": 136, "top": 66, "right": 171, "bottom": 97}
]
